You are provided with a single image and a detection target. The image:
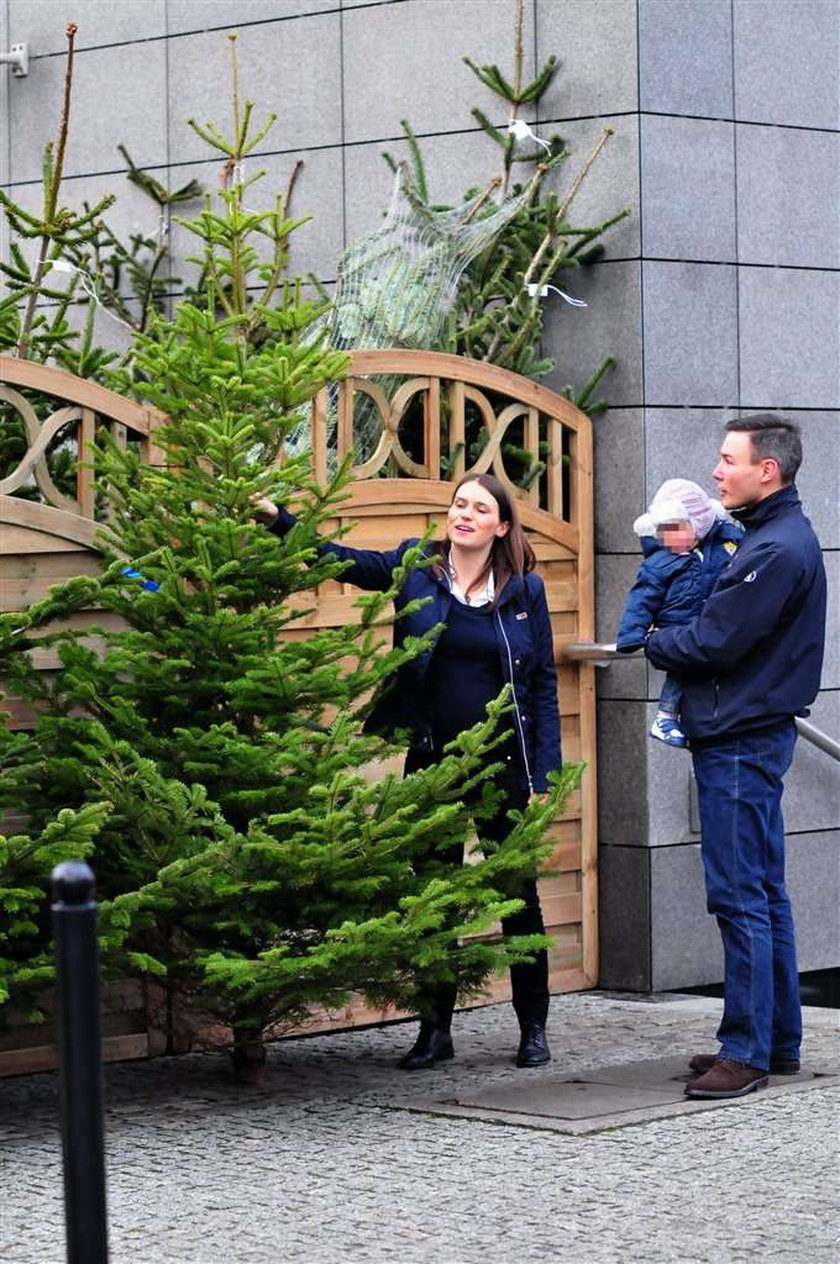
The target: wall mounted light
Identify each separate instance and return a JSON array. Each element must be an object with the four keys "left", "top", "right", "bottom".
[{"left": 0, "top": 43, "right": 28, "bottom": 77}]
